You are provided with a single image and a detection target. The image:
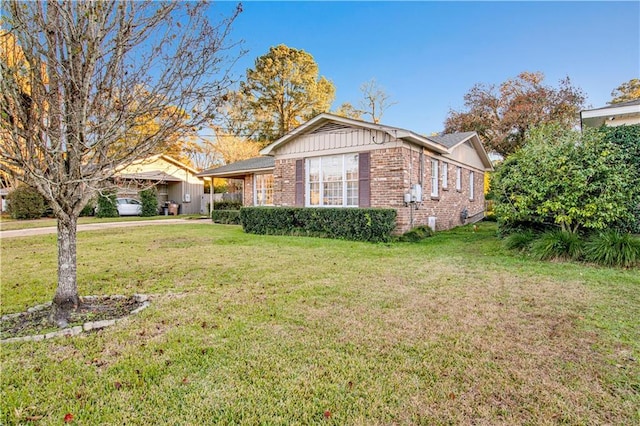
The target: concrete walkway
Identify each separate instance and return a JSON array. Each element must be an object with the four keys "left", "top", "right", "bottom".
[{"left": 0, "top": 218, "right": 209, "bottom": 238}]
